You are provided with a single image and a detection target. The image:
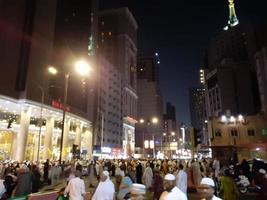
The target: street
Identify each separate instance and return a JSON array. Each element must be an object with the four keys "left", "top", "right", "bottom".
[{"left": 39, "top": 176, "right": 258, "bottom": 200}]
